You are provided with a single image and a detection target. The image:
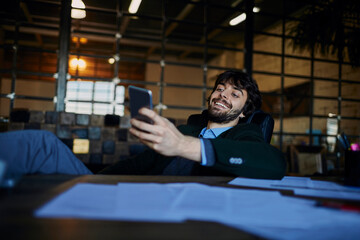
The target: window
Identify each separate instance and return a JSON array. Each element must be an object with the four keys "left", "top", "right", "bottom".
[{"left": 65, "top": 80, "right": 125, "bottom": 116}]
